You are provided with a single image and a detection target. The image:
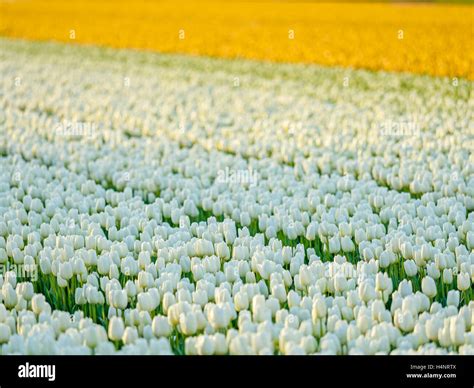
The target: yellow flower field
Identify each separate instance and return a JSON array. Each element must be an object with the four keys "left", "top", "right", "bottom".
[{"left": 0, "top": 0, "right": 472, "bottom": 79}]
